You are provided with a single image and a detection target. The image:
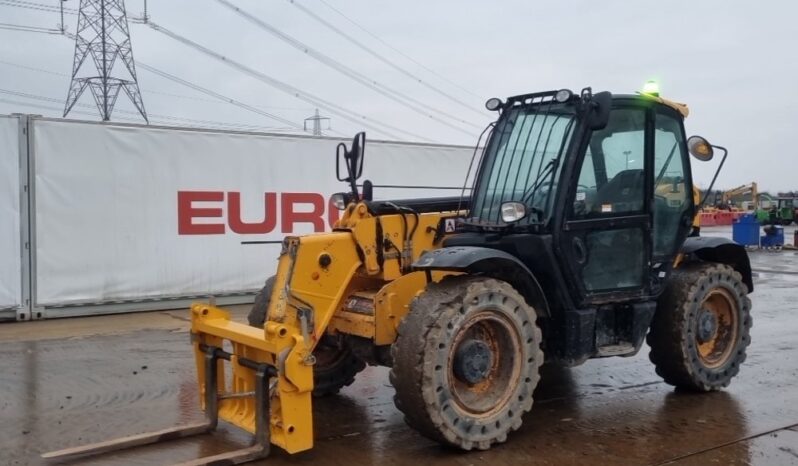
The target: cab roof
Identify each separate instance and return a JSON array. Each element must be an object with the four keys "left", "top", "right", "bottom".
[{"left": 620, "top": 93, "right": 690, "bottom": 118}]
